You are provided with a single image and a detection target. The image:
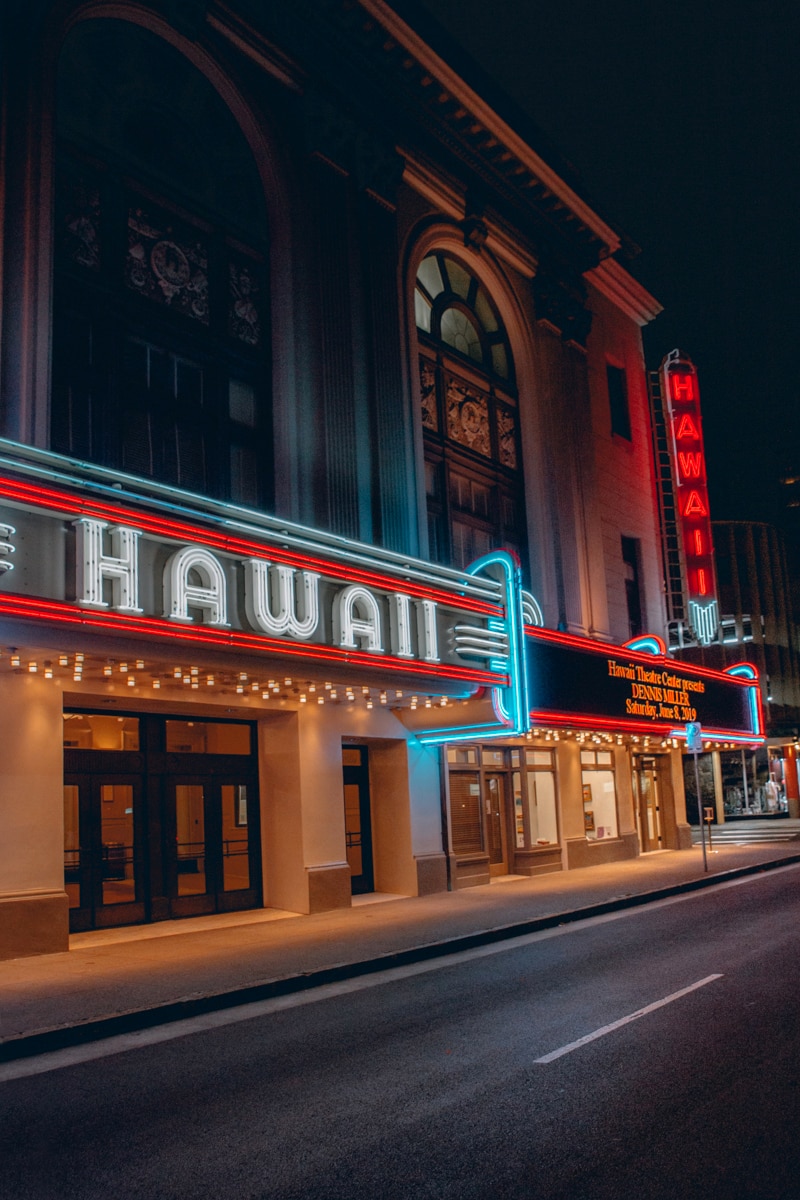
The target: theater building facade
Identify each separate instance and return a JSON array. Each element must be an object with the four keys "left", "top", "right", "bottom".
[{"left": 0, "top": 0, "right": 762, "bottom": 957}]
